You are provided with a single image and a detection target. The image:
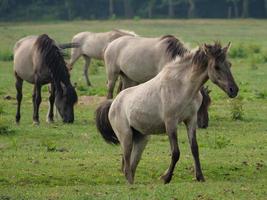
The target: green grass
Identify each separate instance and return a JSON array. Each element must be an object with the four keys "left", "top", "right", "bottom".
[{"left": 0, "top": 19, "right": 267, "bottom": 200}]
